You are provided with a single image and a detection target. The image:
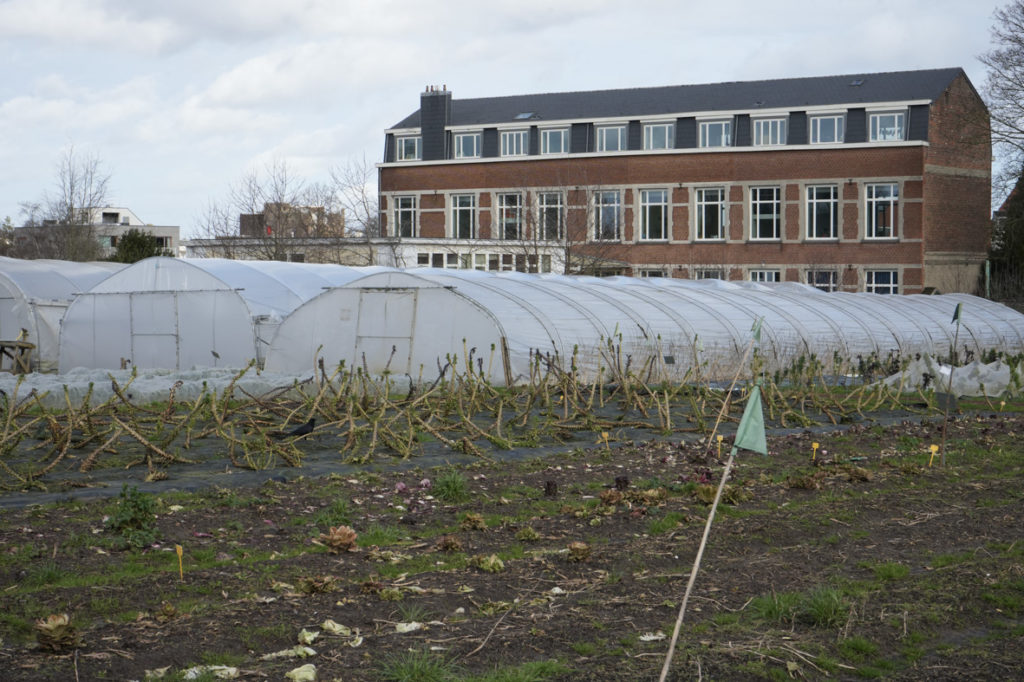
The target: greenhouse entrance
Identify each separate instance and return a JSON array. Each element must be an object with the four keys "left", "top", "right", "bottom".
[{"left": 354, "top": 289, "right": 416, "bottom": 374}]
